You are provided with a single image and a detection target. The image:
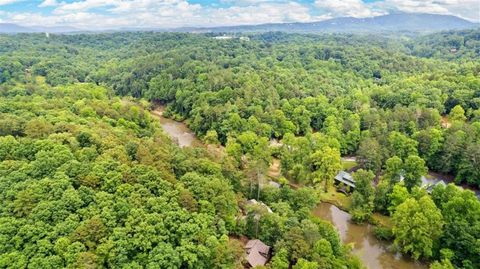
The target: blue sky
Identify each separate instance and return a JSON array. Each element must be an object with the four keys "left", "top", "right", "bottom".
[{"left": 0, "top": 0, "right": 478, "bottom": 29}]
